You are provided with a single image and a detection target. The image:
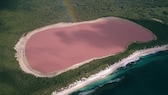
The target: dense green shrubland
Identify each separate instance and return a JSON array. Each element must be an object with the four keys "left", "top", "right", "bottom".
[{"left": 0, "top": 0, "right": 168, "bottom": 95}]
